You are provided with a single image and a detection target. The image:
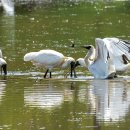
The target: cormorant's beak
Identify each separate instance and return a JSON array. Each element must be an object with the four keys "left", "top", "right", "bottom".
[
  {"left": 80, "top": 45, "right": 91, "bottom": 49},
  {"left": 70, "top": 61, "right": 77, "bottom": 78},
  {"left": 1, "top": 64, "right": 7, "bottom": 75}
]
